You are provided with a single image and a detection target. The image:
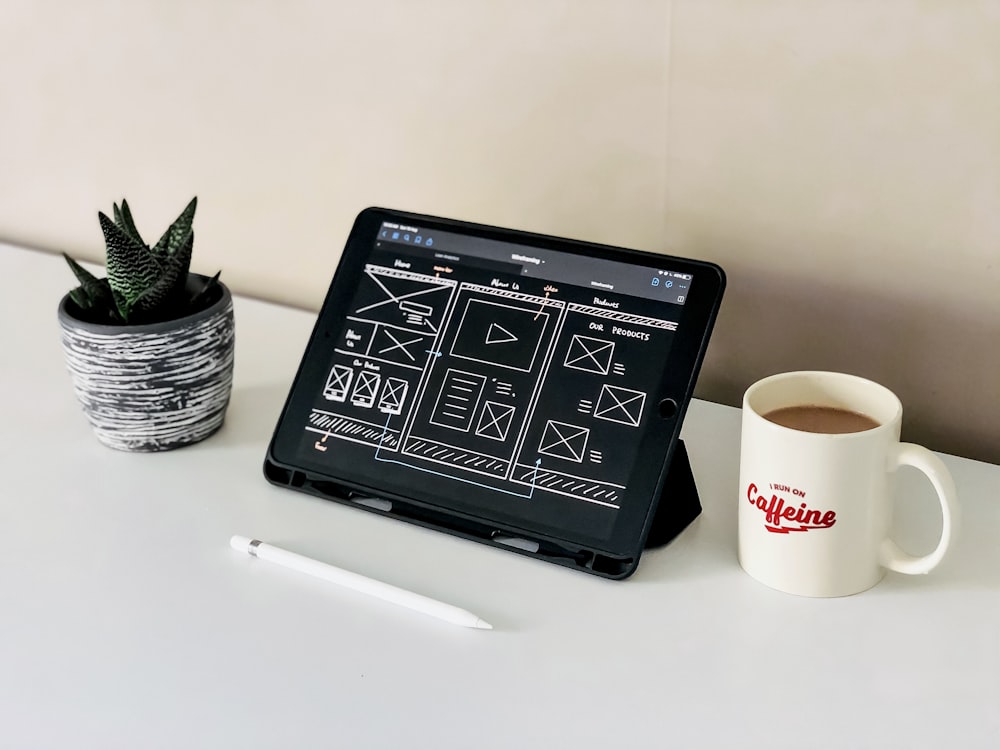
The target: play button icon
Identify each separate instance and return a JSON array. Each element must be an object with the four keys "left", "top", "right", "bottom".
[
  {"left": 451, "top": 298, "right": 550, "bottom": 372},
  {"left": 485, "top": 323, "right": 518, "bottom": 345}
]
